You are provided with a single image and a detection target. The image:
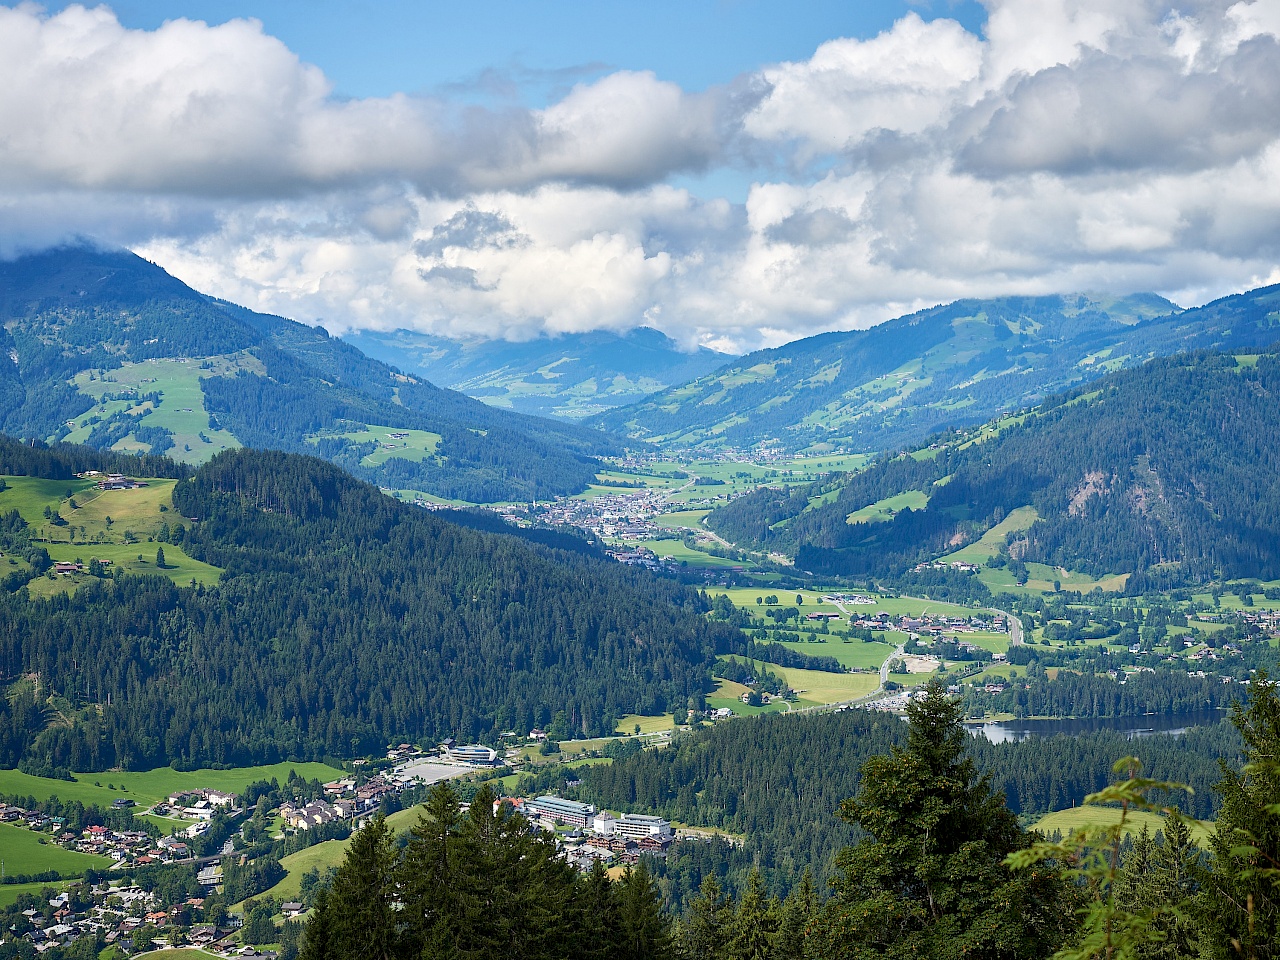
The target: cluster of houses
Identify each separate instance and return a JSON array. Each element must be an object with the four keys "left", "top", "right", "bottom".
[
  {"left": 0, "top": 807, "right": 197, "bottom": 870},
  {"left": 913, "top": 559, "right": 982, "bottom": 574},
  {"left": 278, "top": 774, "right": 402, "bottom": 829},
  {"left": 513, "top": 796, "right": 676, "bottom": 871},
  {"left": 74, "top": 471, "right": 148, "bottom": 491},
  {"left": 2, "top": 881, "right": 274, "bottom": 957},
  {"left": 159, "top": 789, "right": 239, "bottom": 821}
]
